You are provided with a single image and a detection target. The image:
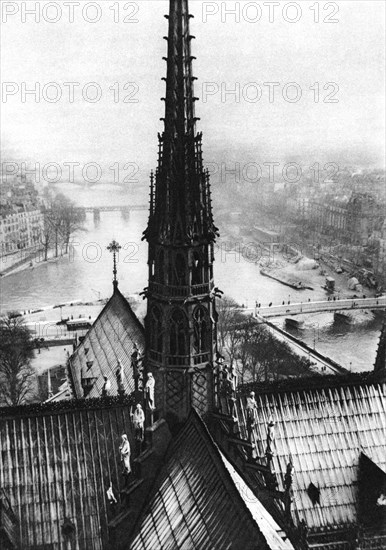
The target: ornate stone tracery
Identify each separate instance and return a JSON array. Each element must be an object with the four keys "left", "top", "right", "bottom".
[{"left": 144, "top": 0, "right": 219, "bottom": 424}]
